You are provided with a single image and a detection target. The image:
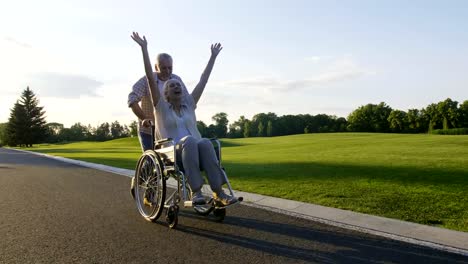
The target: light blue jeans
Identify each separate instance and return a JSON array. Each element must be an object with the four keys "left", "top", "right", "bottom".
[{"left": 176, "top": 136, "right": 226, "bottom": 193}]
